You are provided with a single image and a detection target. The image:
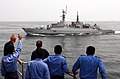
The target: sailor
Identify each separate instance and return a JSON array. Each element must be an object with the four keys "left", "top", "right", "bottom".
[
  {"left": 25, "top": 48, "right": 50, "bottom": 79},
  {"left": 43, "top": 45, "right": 73, "bottom": 79},
  {"left": 1, "top": 34, "right": 22, "bottom": 79},
  {"left": 72, "top": 46, "right": 106, "bottom": 79},
  {"left": 4, "top": 34, "right": 16, "bottom": 56},
  {"left": 31, "top": 40, "right": 50, "bottom": 60}
]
